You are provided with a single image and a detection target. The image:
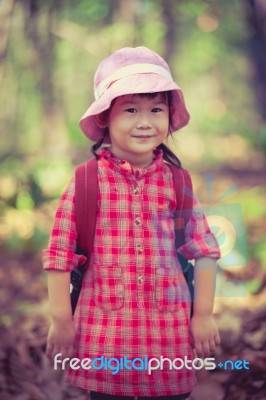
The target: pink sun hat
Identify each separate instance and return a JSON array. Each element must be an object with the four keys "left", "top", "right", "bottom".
[{"left": 79, "top": 46, "right": 190, "bottom": 142}]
